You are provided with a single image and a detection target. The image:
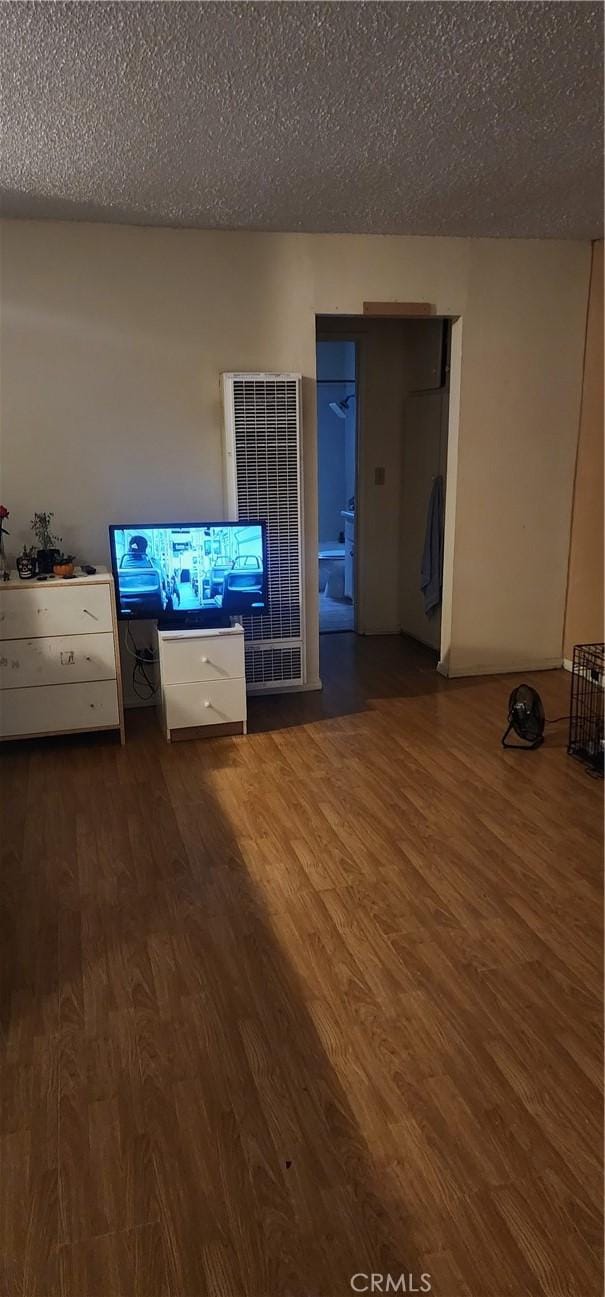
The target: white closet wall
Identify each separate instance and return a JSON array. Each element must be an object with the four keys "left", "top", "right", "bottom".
[{"left": 399, "top": 319, "right": 449, "bottom": 650}]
